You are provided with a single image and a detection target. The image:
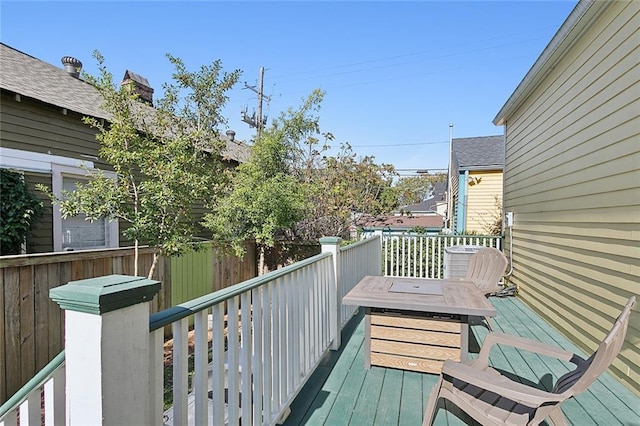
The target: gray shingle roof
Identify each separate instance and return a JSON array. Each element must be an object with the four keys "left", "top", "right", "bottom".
[
  {"left": 0, "top": 43, "right": 248, "bottom": 163},
  {"left": 359, "top": 214, "right": 444, "bottom": 229},
  {"left": 451, "top": 135, "right": 504, "bottom": 171},
  {"left": 398, "top": 182, "right": 447, "bottom": 212},
  {"left": 1, "top": 43, "right": 108, "bottom": 119}
]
